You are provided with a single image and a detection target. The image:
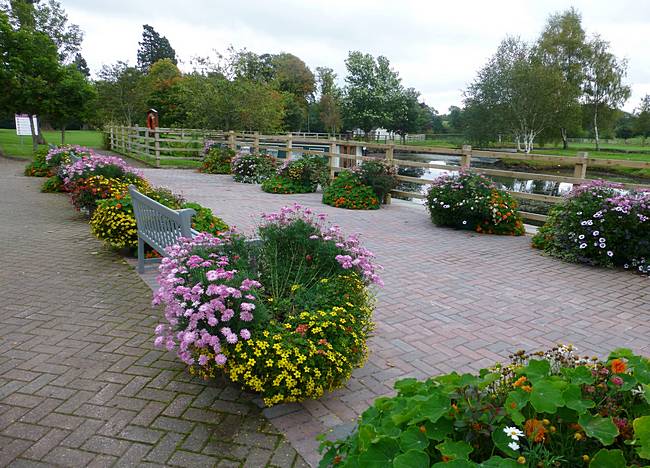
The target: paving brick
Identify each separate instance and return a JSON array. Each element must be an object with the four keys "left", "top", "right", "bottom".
[
  {"left": 118, "top": 424, "right": 164, "bottom": 444},
  {"left": 82, "top": 435, "right": 131, "bottom": 457},
  {"left": 168, "top": 450, "right": 218, "bottom": 467},
  {"left": 43, "top": 447, "right": 95, "bottom": 467}
]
